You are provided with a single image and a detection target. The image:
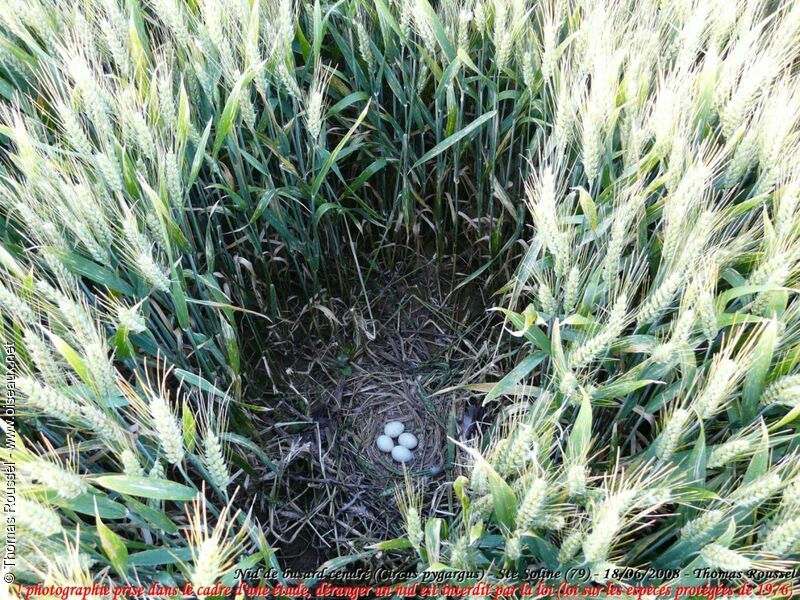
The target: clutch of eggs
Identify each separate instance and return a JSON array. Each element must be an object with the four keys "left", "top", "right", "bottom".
[{"left": 376, "top": 420, "right": 418, "bottom": 463}]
